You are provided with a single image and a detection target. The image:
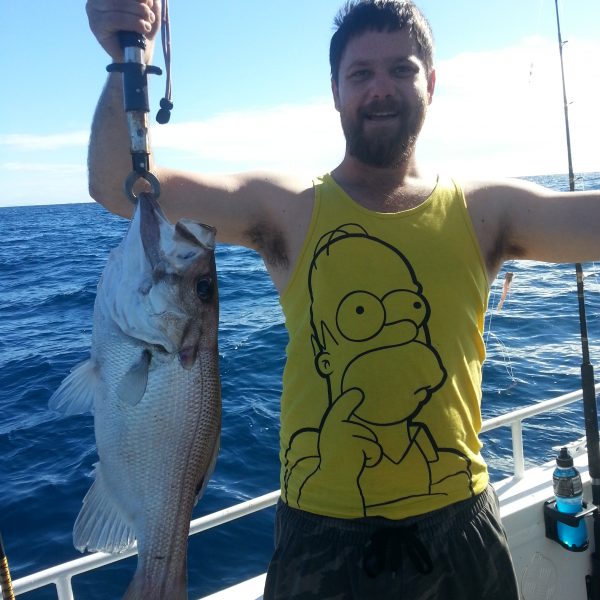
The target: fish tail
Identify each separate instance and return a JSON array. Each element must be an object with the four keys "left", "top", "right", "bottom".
[{"left": 122, "top": 567, "right": 188, "bottom": 600}]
